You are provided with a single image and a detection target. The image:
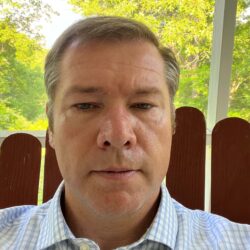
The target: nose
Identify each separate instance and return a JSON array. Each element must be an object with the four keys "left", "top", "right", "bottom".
[{"left": 97, "top": 108, "right": 137, "bottom": 150}]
